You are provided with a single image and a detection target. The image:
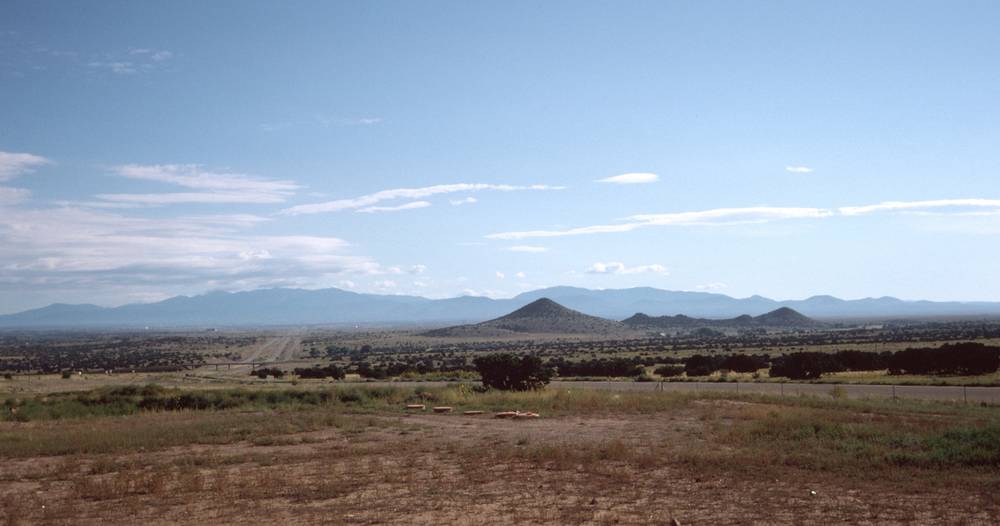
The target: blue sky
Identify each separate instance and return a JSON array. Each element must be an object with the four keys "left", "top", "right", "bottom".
[{"left": 1, "top": 1, "right": 999, "bottom": 313}]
